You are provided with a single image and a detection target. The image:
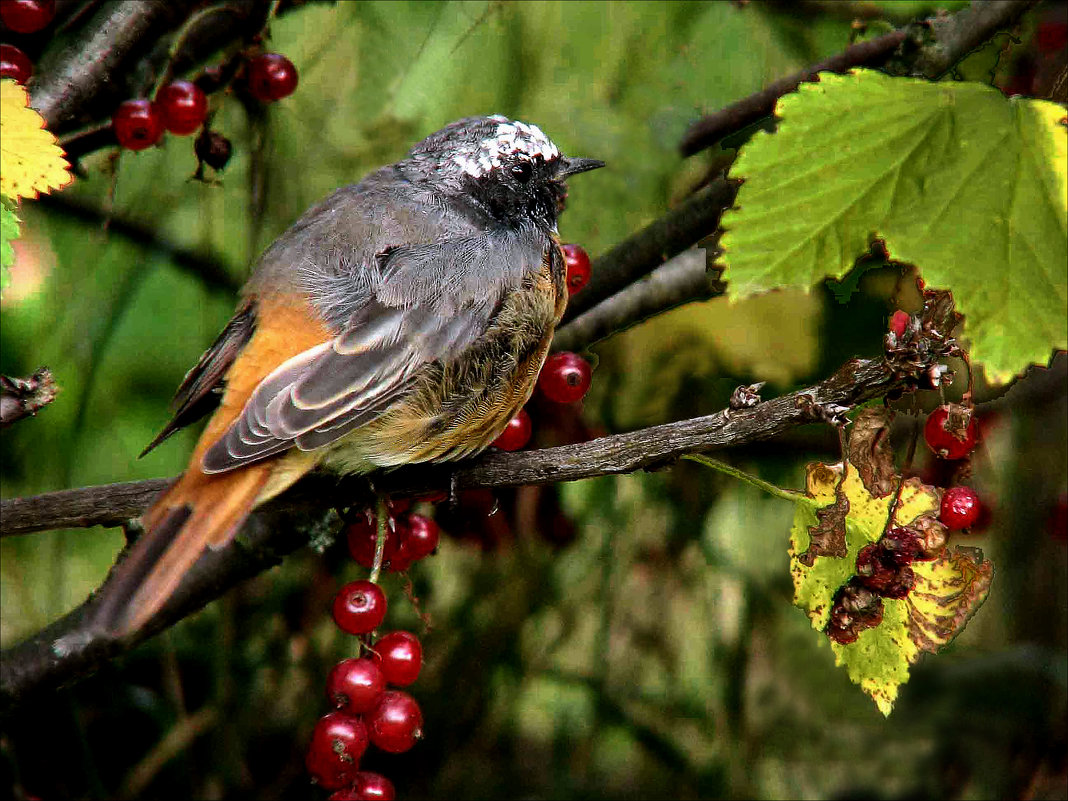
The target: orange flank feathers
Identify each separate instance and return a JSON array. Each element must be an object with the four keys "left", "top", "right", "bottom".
[{"left": 94, "top": 294, "right": 332, "bottom": 636}]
